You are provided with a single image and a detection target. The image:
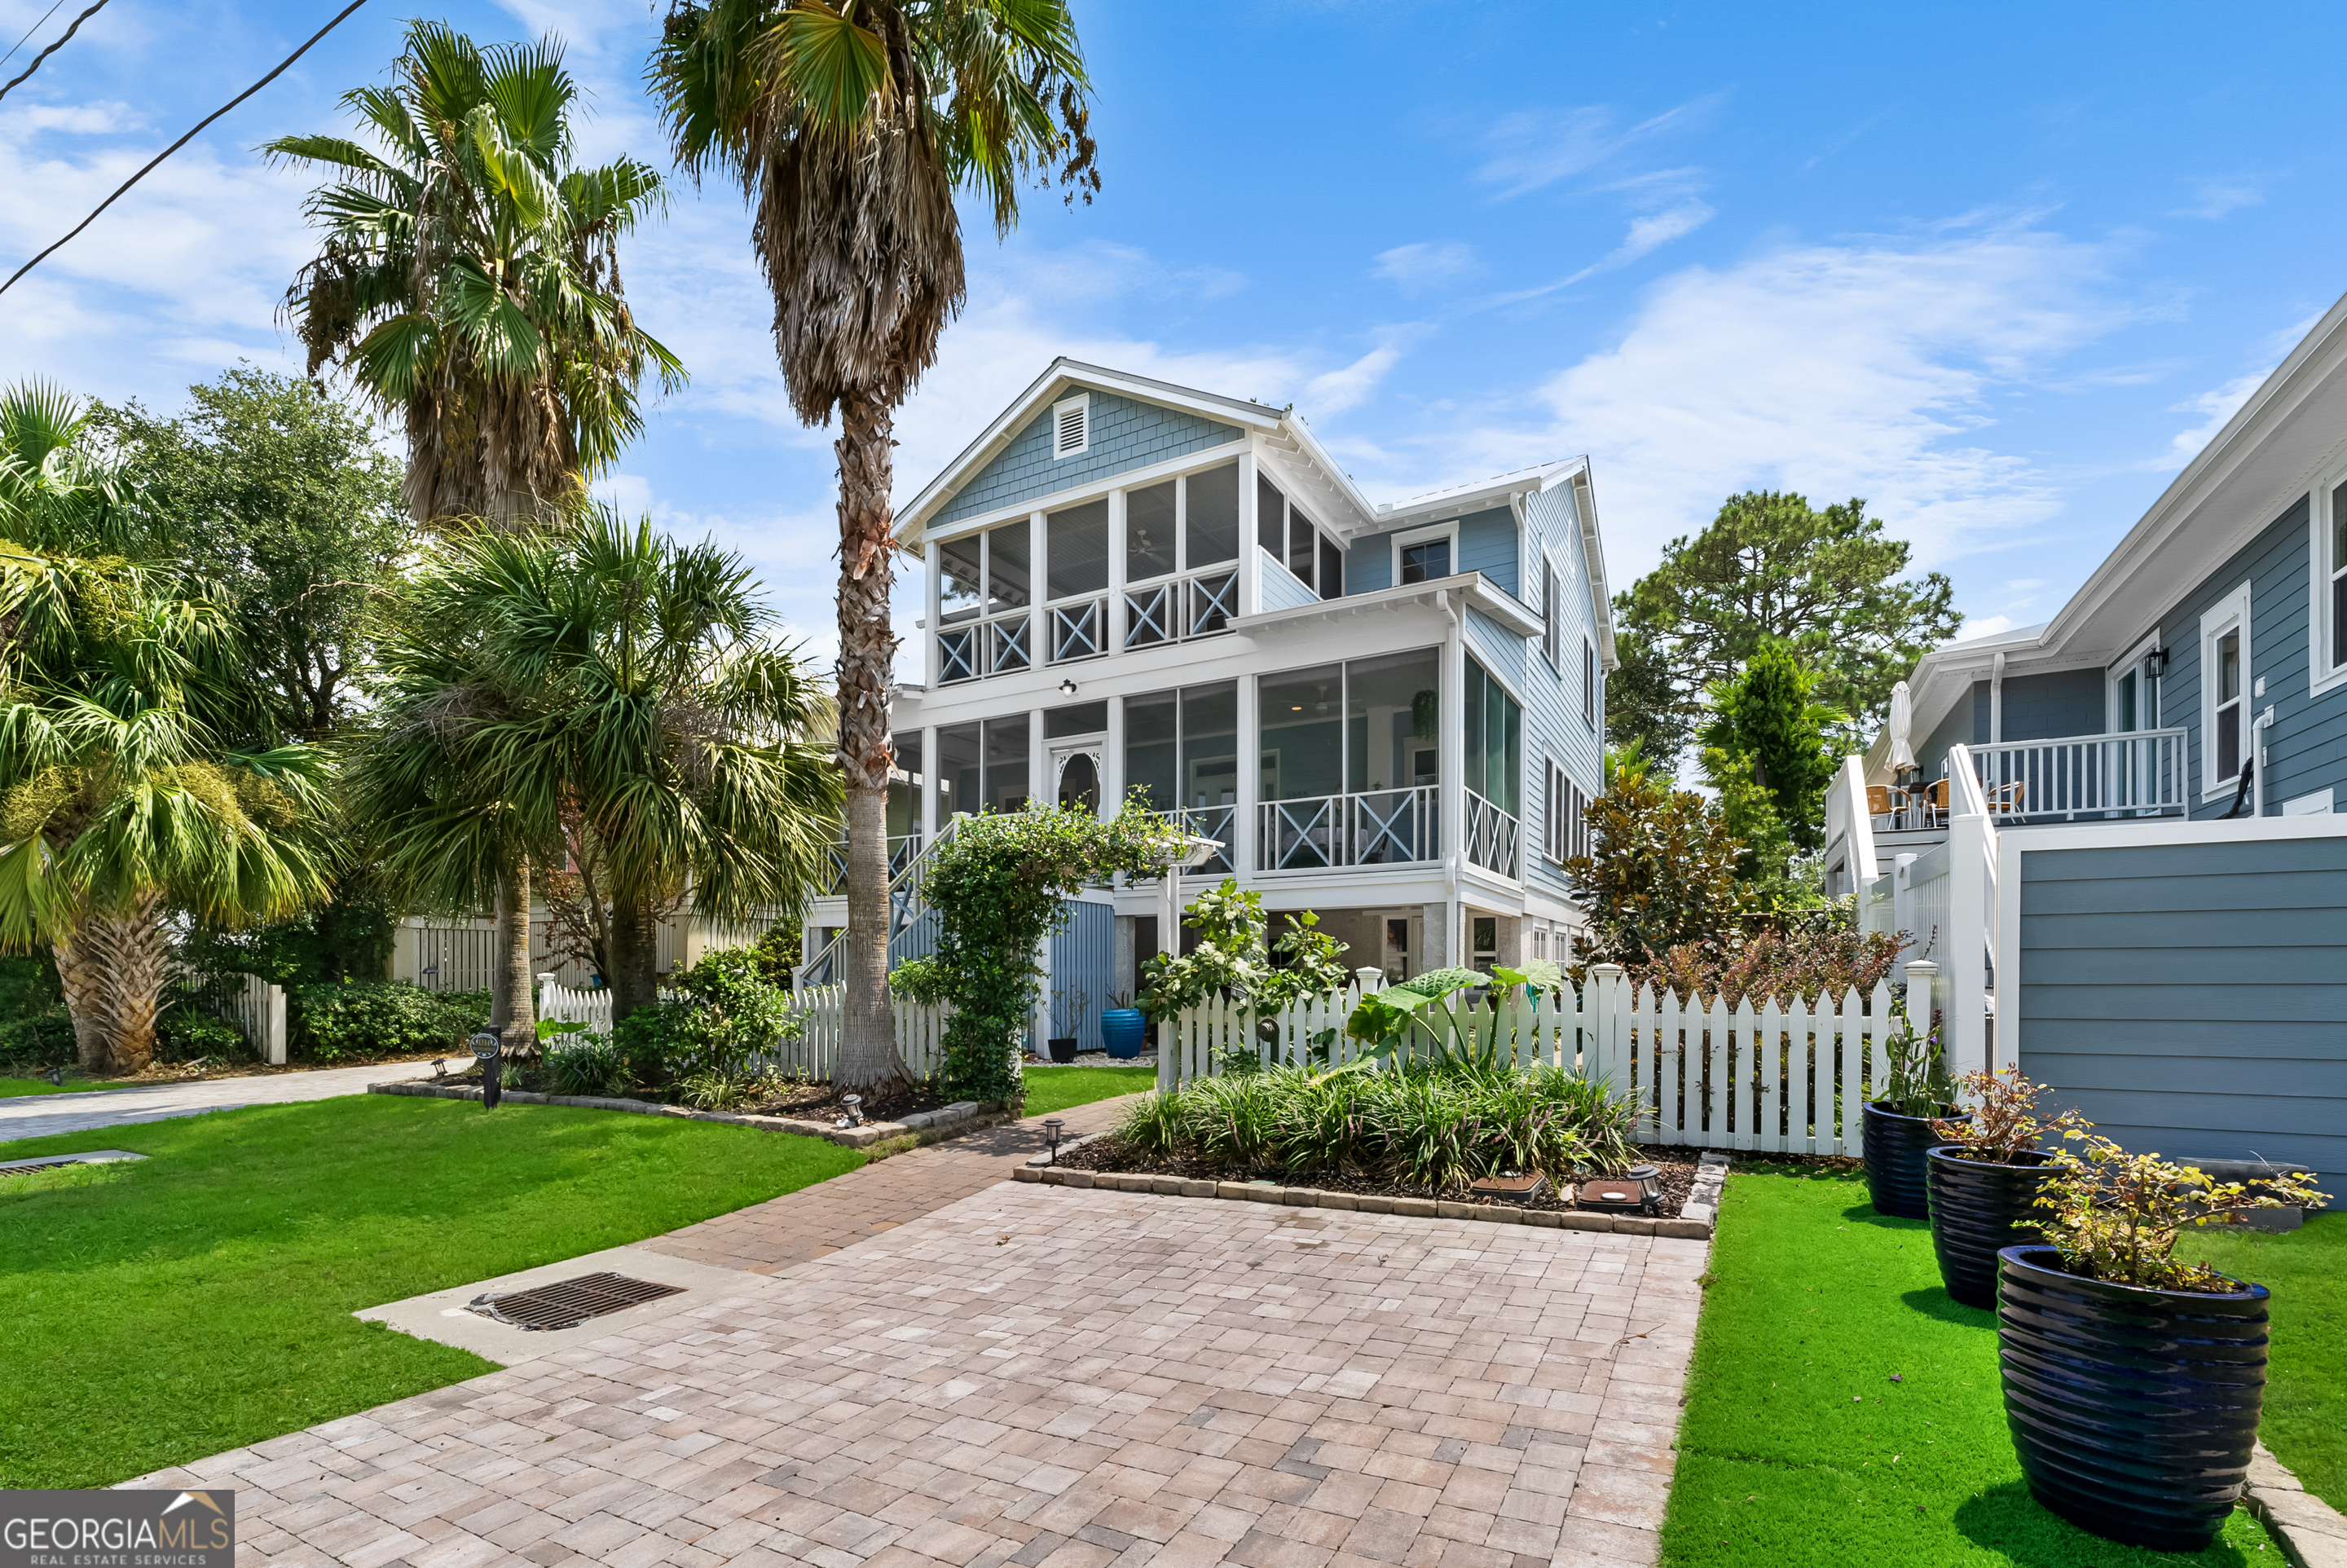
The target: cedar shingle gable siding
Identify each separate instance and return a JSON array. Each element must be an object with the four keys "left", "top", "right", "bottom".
[{"left": 934, "top": 390, "right": 1246, "bottom": 527}]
